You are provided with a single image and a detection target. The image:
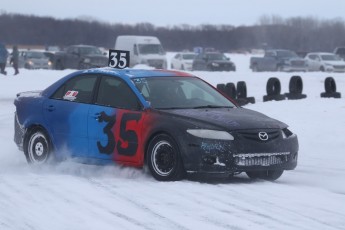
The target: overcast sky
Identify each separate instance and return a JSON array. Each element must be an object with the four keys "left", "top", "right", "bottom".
[{"left": 1, "top": 0, "right": 345, "bottom": 26}]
